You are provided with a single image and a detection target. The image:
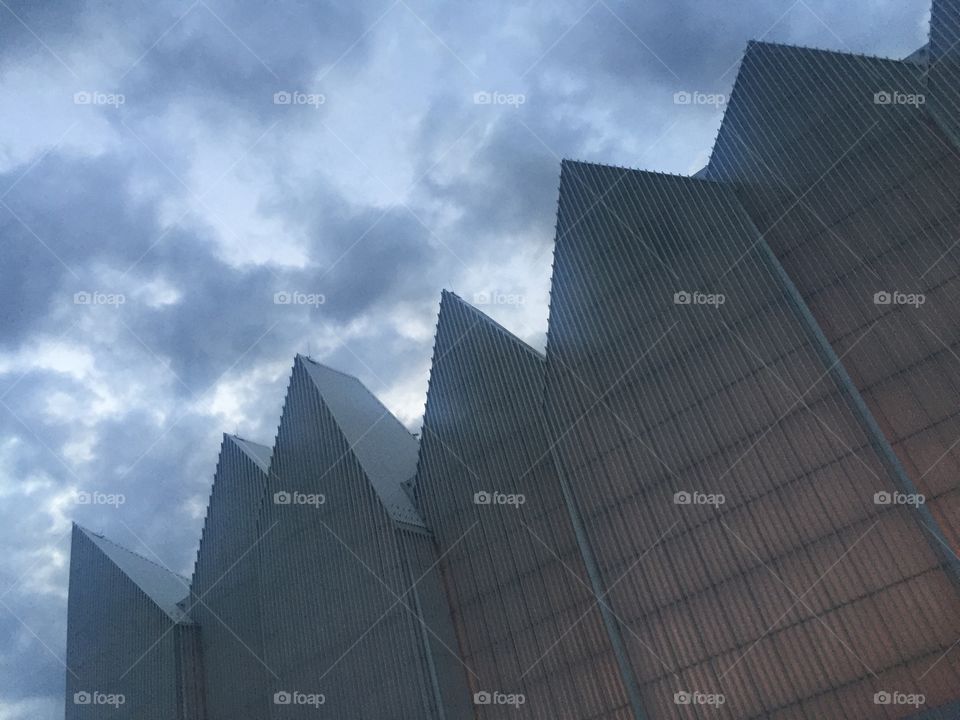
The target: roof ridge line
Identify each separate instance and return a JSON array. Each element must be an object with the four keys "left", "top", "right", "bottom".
[
  {"left": 296, "top": 354, "right": 360, "bottom": 383},
  {"left": 78, "top": 525, "right": 189, "bottom": 584},
  {"left": 561, "top": 158, "right": 718, "bottom": 183},
  {"left": 745, "top": 38, "right": 916, "bottom": 65},
  {"left": 228, "top": 433, "right": 272, "bottom": 450},
  {"left": 441, "top": 290, "right": 545, "bottom": 360}
]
